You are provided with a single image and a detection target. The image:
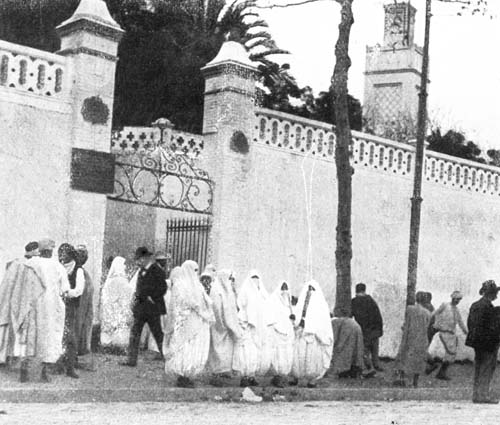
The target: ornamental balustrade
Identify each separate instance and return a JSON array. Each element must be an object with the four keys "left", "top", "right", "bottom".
[
  {"left": 0, "top": 40, "right": 67, "bottom": 98},
  {"left": 110, "top": 127, "right": 212, "bottom": 215},
  {"left": 111, "top": 126, "right": 204, "bottom": 157},
  {"left": 254, "top": 107, "right": 500, "bottom": 197}
]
